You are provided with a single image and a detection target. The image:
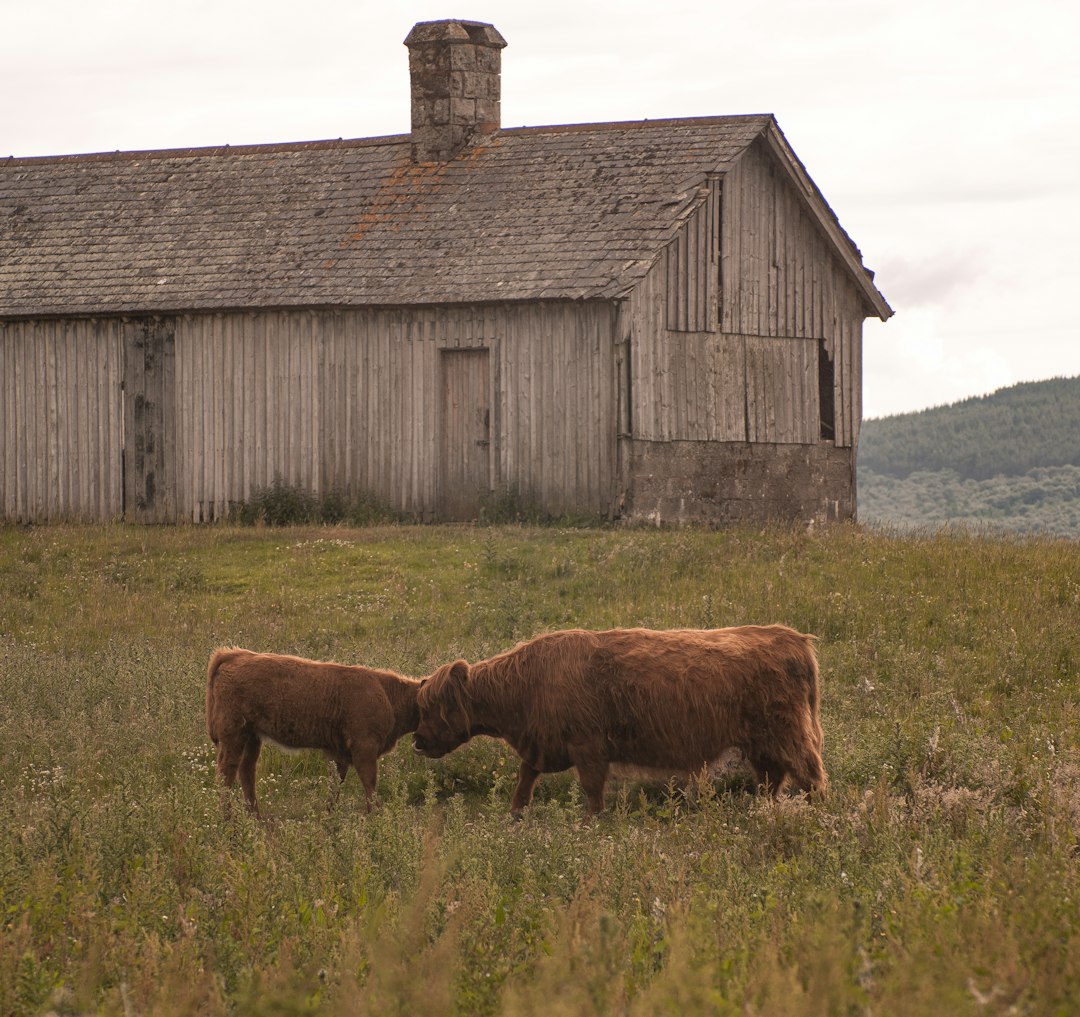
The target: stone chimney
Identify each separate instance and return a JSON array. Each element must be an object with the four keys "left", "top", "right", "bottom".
[{"left": 404, "top": 19, "right": 507, "bottom": 163}]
